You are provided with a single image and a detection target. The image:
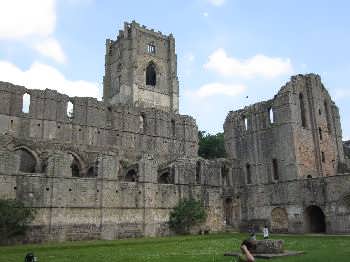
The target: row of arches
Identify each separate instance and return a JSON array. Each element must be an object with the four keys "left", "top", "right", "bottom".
[
  {"left": 271, "top": 206, "right": 326, "bottom": 233},
  {"left": 13, "top": 146, "right": 94, "bottom": 177}
]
